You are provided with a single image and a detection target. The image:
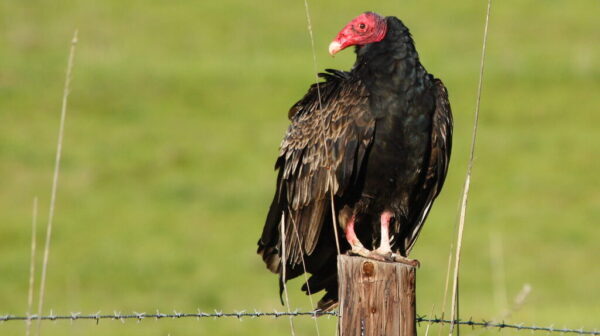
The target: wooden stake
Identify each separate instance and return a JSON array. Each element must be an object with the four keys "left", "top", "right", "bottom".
[{"left": 338, "top": 255, "right": 417, "bottom": 336}]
